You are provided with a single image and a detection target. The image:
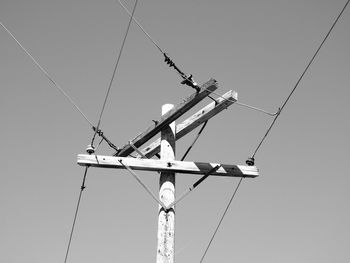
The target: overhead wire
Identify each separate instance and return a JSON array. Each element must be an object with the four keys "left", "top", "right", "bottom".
[
  {"left": 67, "top": 0, "right": 348, "bottom": 261},
  {"left": 117, "top": 0, "right": 164, "bottom": 54},
  {"left": 200, "top": 1, "right": 350, "bottom": 262},
  {"left": 251, "top": 0, "right": 350, "bottom": 159},
  {"left": 199, "top": 177, "right": 243, "bottom": 263},
  {"left": 64, "top": 166, "right": 89, "bottom": 263},
  {"left": 65, "top": 4, "right": 141, "bottom": 259},
  {"left": 0, "top": 21, "right": 94, "bottom": 128},
  {"left": 0, "top": 21, "right": 120, "bottom": 152},
  {"left": 117, "top": 0, "right": 199, "bottom": 91},
  {"left": 91, "top": 0, "right": 139, "bottom": 146},
  {"left": 4, "top": 0, "right": 347, "bottom": 260},
  {"left": 116, "top": 2, "right": 281, "bottom": 116}
]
